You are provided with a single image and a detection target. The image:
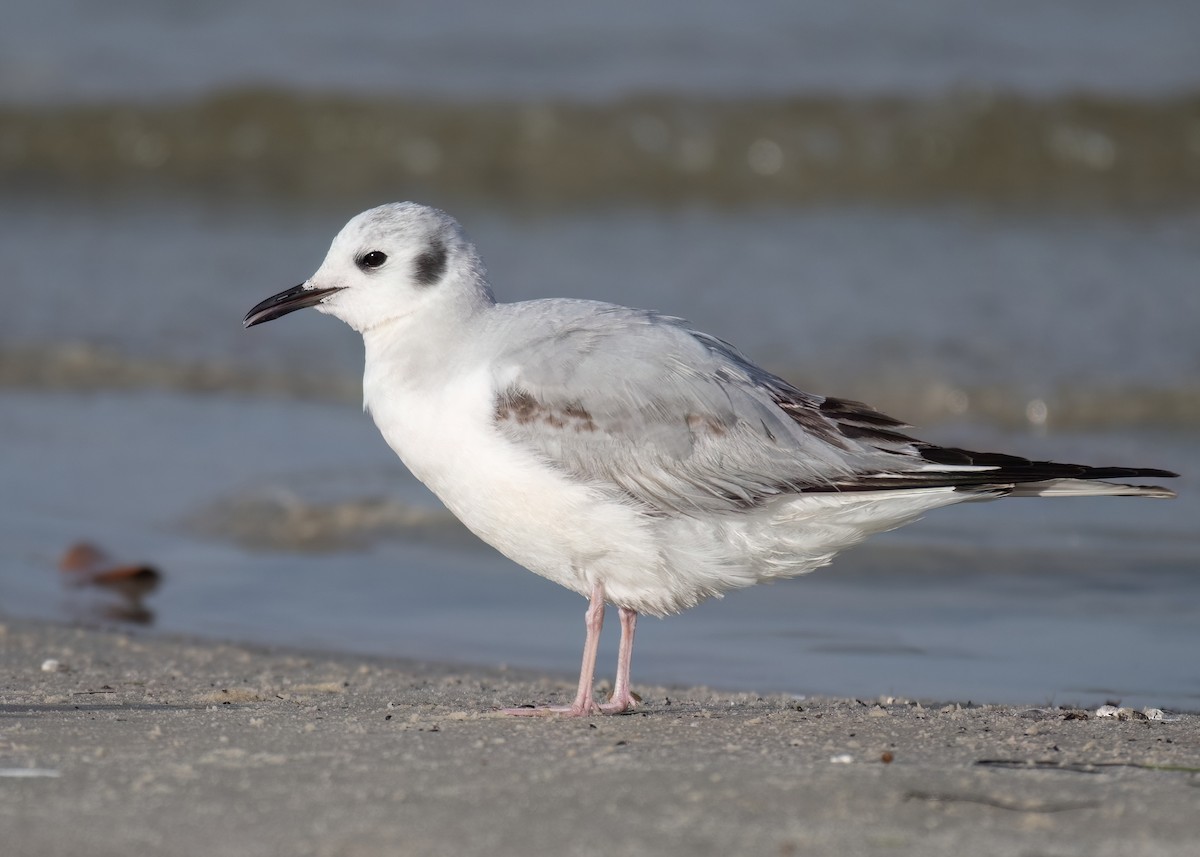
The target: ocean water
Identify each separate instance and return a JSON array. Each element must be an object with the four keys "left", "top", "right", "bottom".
[
  {"left": 1, "top": 0, "right": 1197, "bottom": 709},
  {"left": 3, "top": 0, "right": 1198, "bottom": 101}
]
